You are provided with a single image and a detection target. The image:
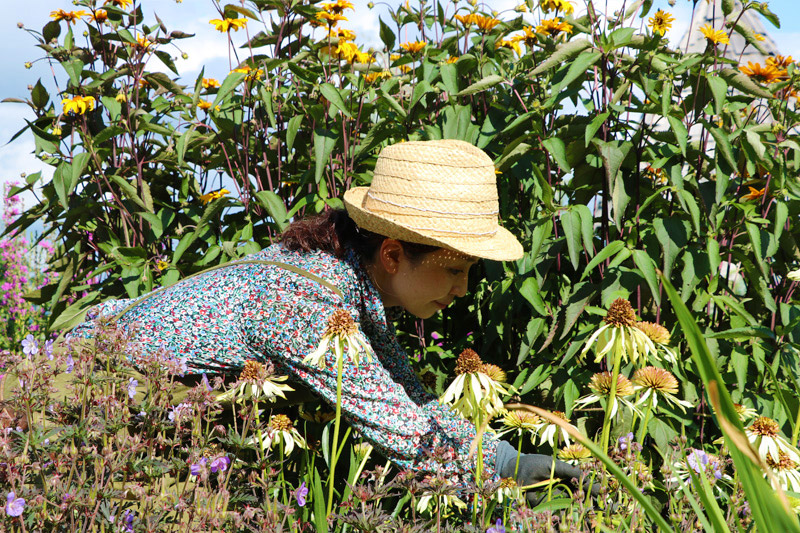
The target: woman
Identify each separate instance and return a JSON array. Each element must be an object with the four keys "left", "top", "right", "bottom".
[{"left": 73, "top": 139, "right": 583, "bottom": 492}]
